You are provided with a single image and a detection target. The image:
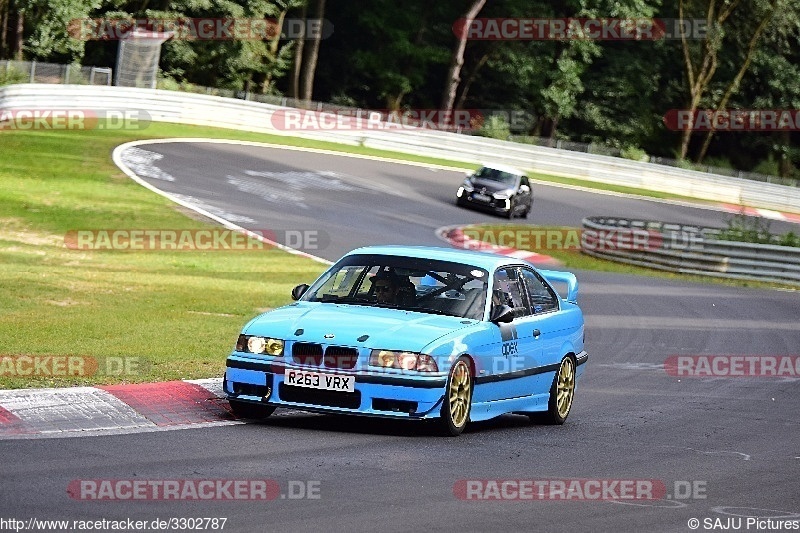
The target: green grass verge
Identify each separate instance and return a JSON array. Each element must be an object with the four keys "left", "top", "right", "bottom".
[{"left": 0, "top": 125, "right": 343, "bottom": 388}]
